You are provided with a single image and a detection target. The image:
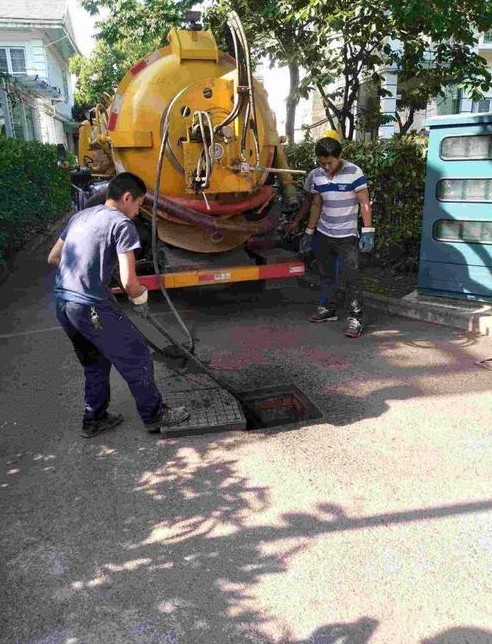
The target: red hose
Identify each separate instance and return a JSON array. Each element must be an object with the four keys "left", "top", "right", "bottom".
[
  {"left": 144, "top": 192, "right": 279, "bottom": 234},
  {"left": 163, "top": 185, "right": 275, "bottom": 215},
  {"left": 84, "top": 184, "right": 279, "bottom": 234}
]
